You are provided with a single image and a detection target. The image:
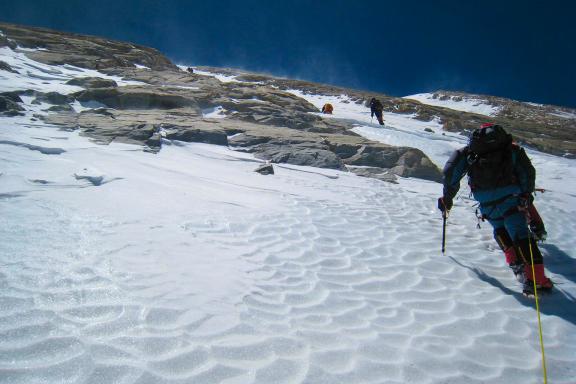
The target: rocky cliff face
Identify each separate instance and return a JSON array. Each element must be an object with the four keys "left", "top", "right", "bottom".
[
  {"left": 1, "top": 22, "right": 573, "bottom": 186},
  {"left": 406, "top": 90, "right": 576, "bottom": 158},
  {"left": 0, "top": 23, "right": 177, "bottom": 71},
  {"left": 0, "top": 22, "right": 444, "bottom": 183}
]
